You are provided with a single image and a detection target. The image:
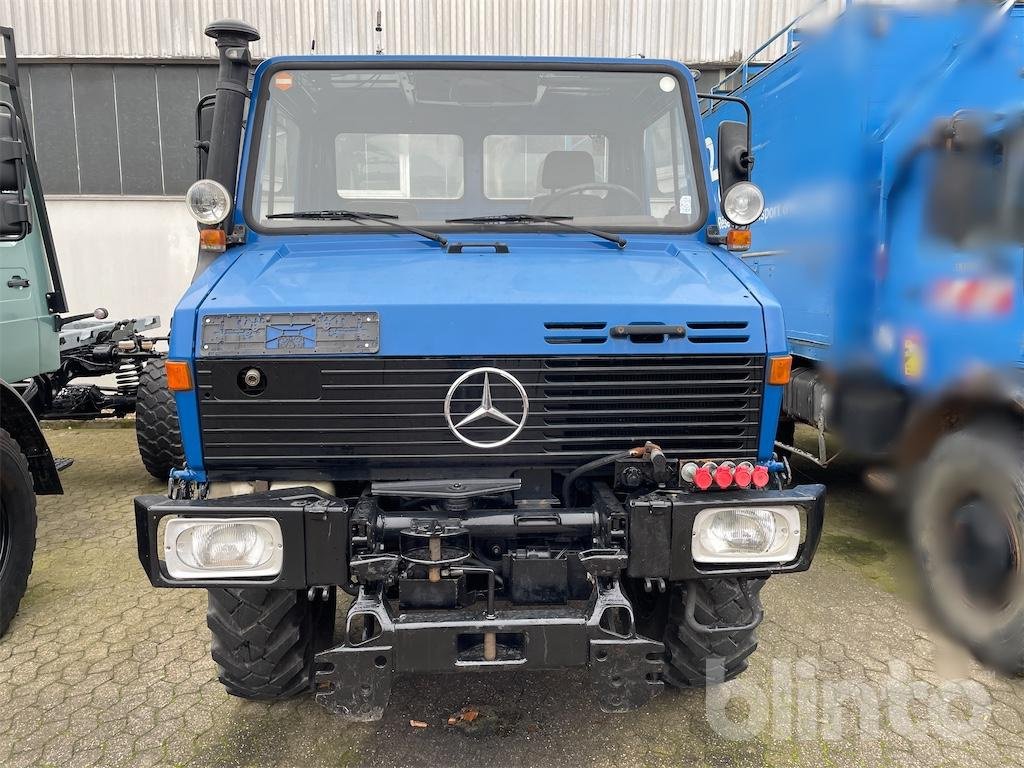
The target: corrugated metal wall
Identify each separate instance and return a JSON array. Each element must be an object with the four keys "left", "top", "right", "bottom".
[{"left": 0, "top": 0, "right": 836, "bottom": 65}]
